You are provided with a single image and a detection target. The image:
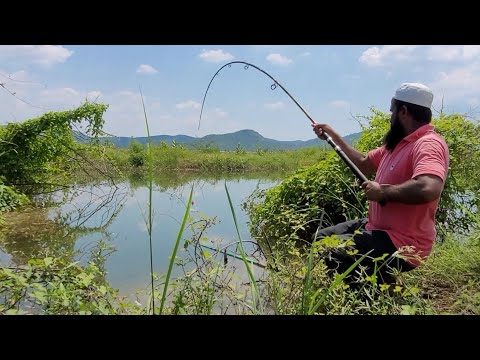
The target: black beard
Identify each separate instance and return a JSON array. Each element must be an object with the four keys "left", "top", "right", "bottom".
[{"left": 384, "top": 119, "right": 405, "bottom": 151}]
